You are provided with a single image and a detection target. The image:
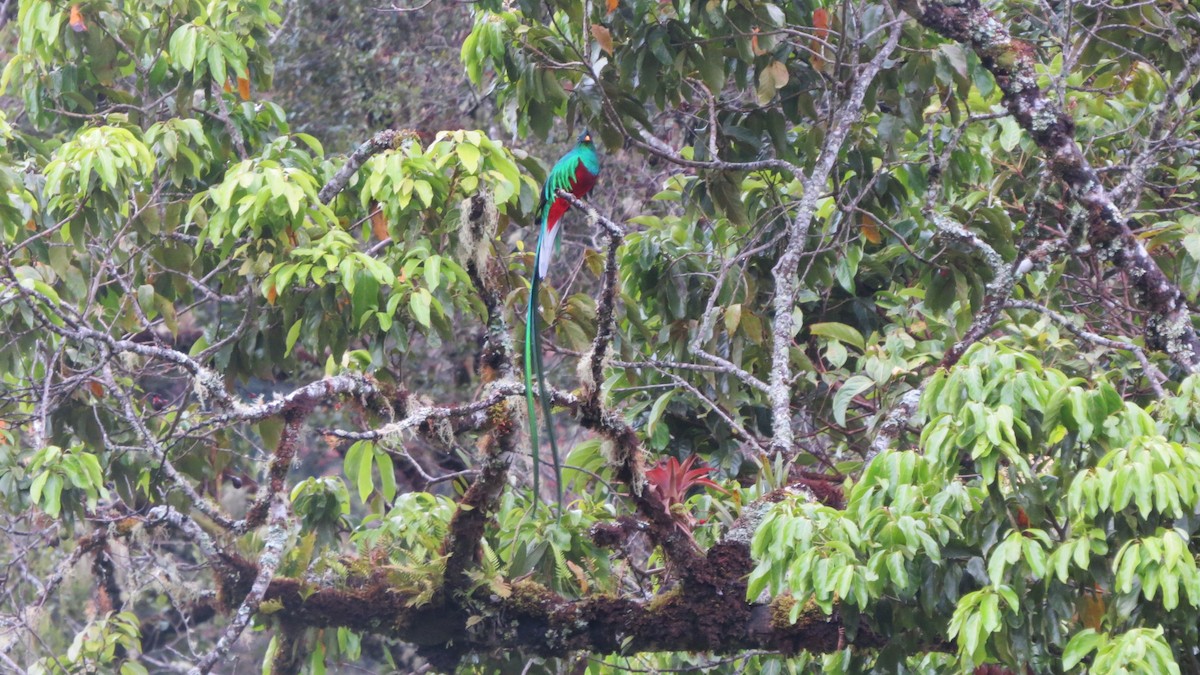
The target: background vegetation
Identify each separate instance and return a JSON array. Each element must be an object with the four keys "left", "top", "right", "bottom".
[{"left": 2, "top": 0, "right": 1200, "bottom": 672}]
